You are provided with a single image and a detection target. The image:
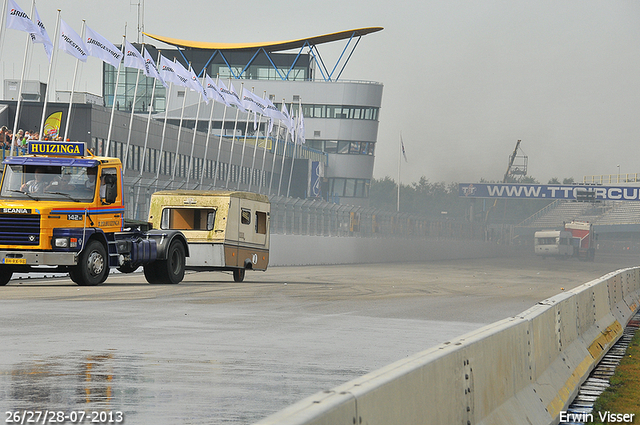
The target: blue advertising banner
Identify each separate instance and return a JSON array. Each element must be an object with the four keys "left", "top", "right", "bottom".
[
  {"left": 27, "top": 141, "right": 86, "bottom": 157},
  {"left": 458, "top": 183, "right": 640, "bottom": 201}
]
